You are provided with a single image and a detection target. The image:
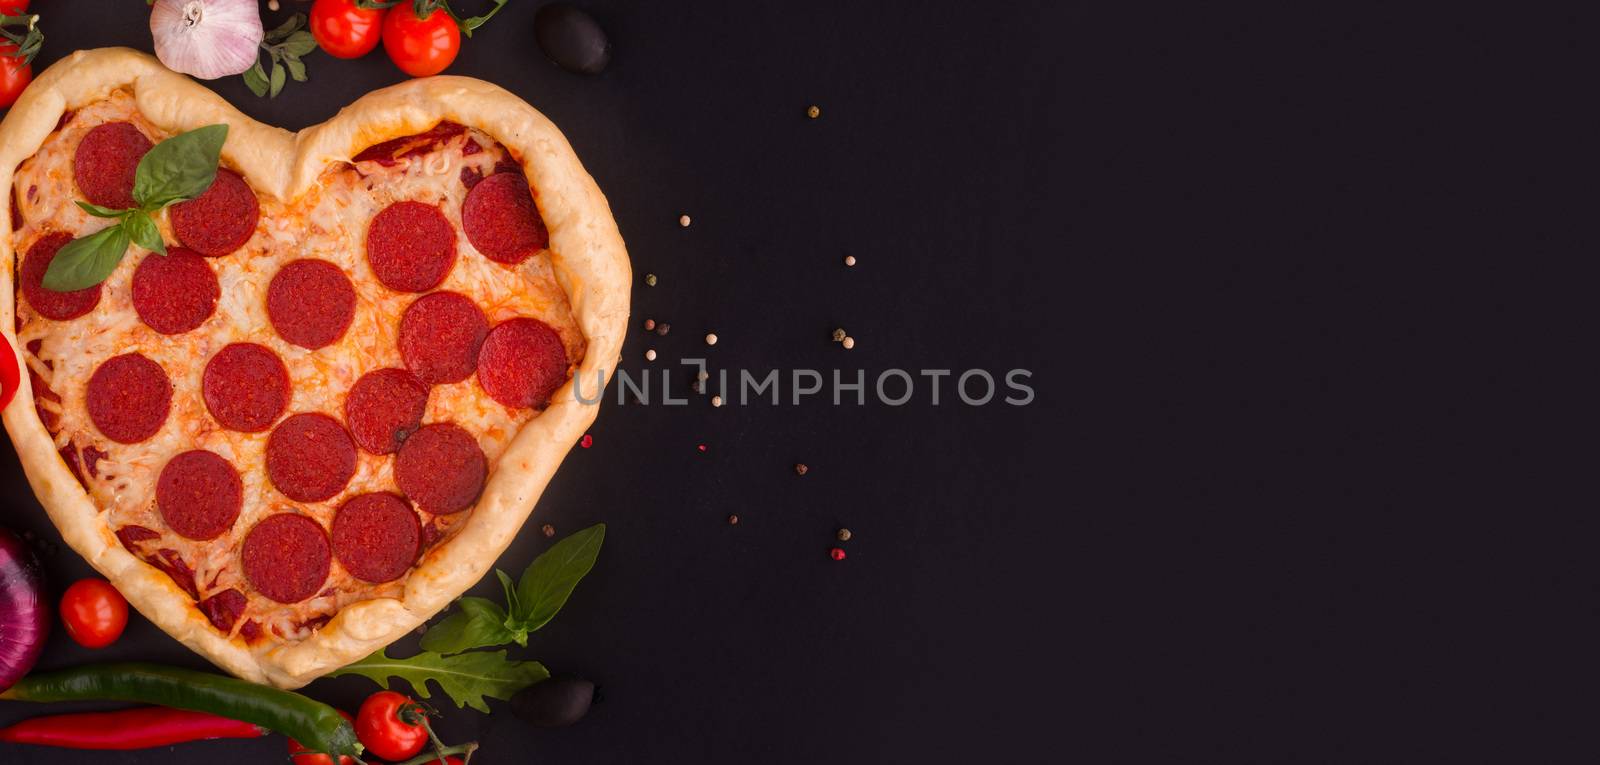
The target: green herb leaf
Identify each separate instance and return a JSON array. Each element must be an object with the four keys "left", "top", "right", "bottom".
[
  {"left": 420, "top": 597, "right": 516, "bottom": 655},
  {"left": 495, "top": 569, "right": 528, "bottom": 647},
  {"left": 132, "top": 124, "right": 228, "bottom": 209},
  {"left": 242, "top": 61, "right": 269, "bottom": 97},
  {"left": 265, "top": 13, "right": 306, "bottom": 43},
  {"left": 75, "top": 200, "right": 128, "bottom": 218},
  {"left": 41, "top": 223, "right": 130, "bottom": 291},
  {"left": 514, "top": 523, "right": 605, "bottom": 633},
  {"left": 281, "top": 30, "right": 318, "bottom": 58},
  {"left": 269, "top": 59, "right": 286, "bottom": 98},
  {"left": 285, "top": 56, "right": 307, "bottom": 83},
  {"left": 329, "top": 648, "right": 548, "bottom": 713},
  {"left": 123, "top": 211, "right": 166, "bottom": 256}
]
